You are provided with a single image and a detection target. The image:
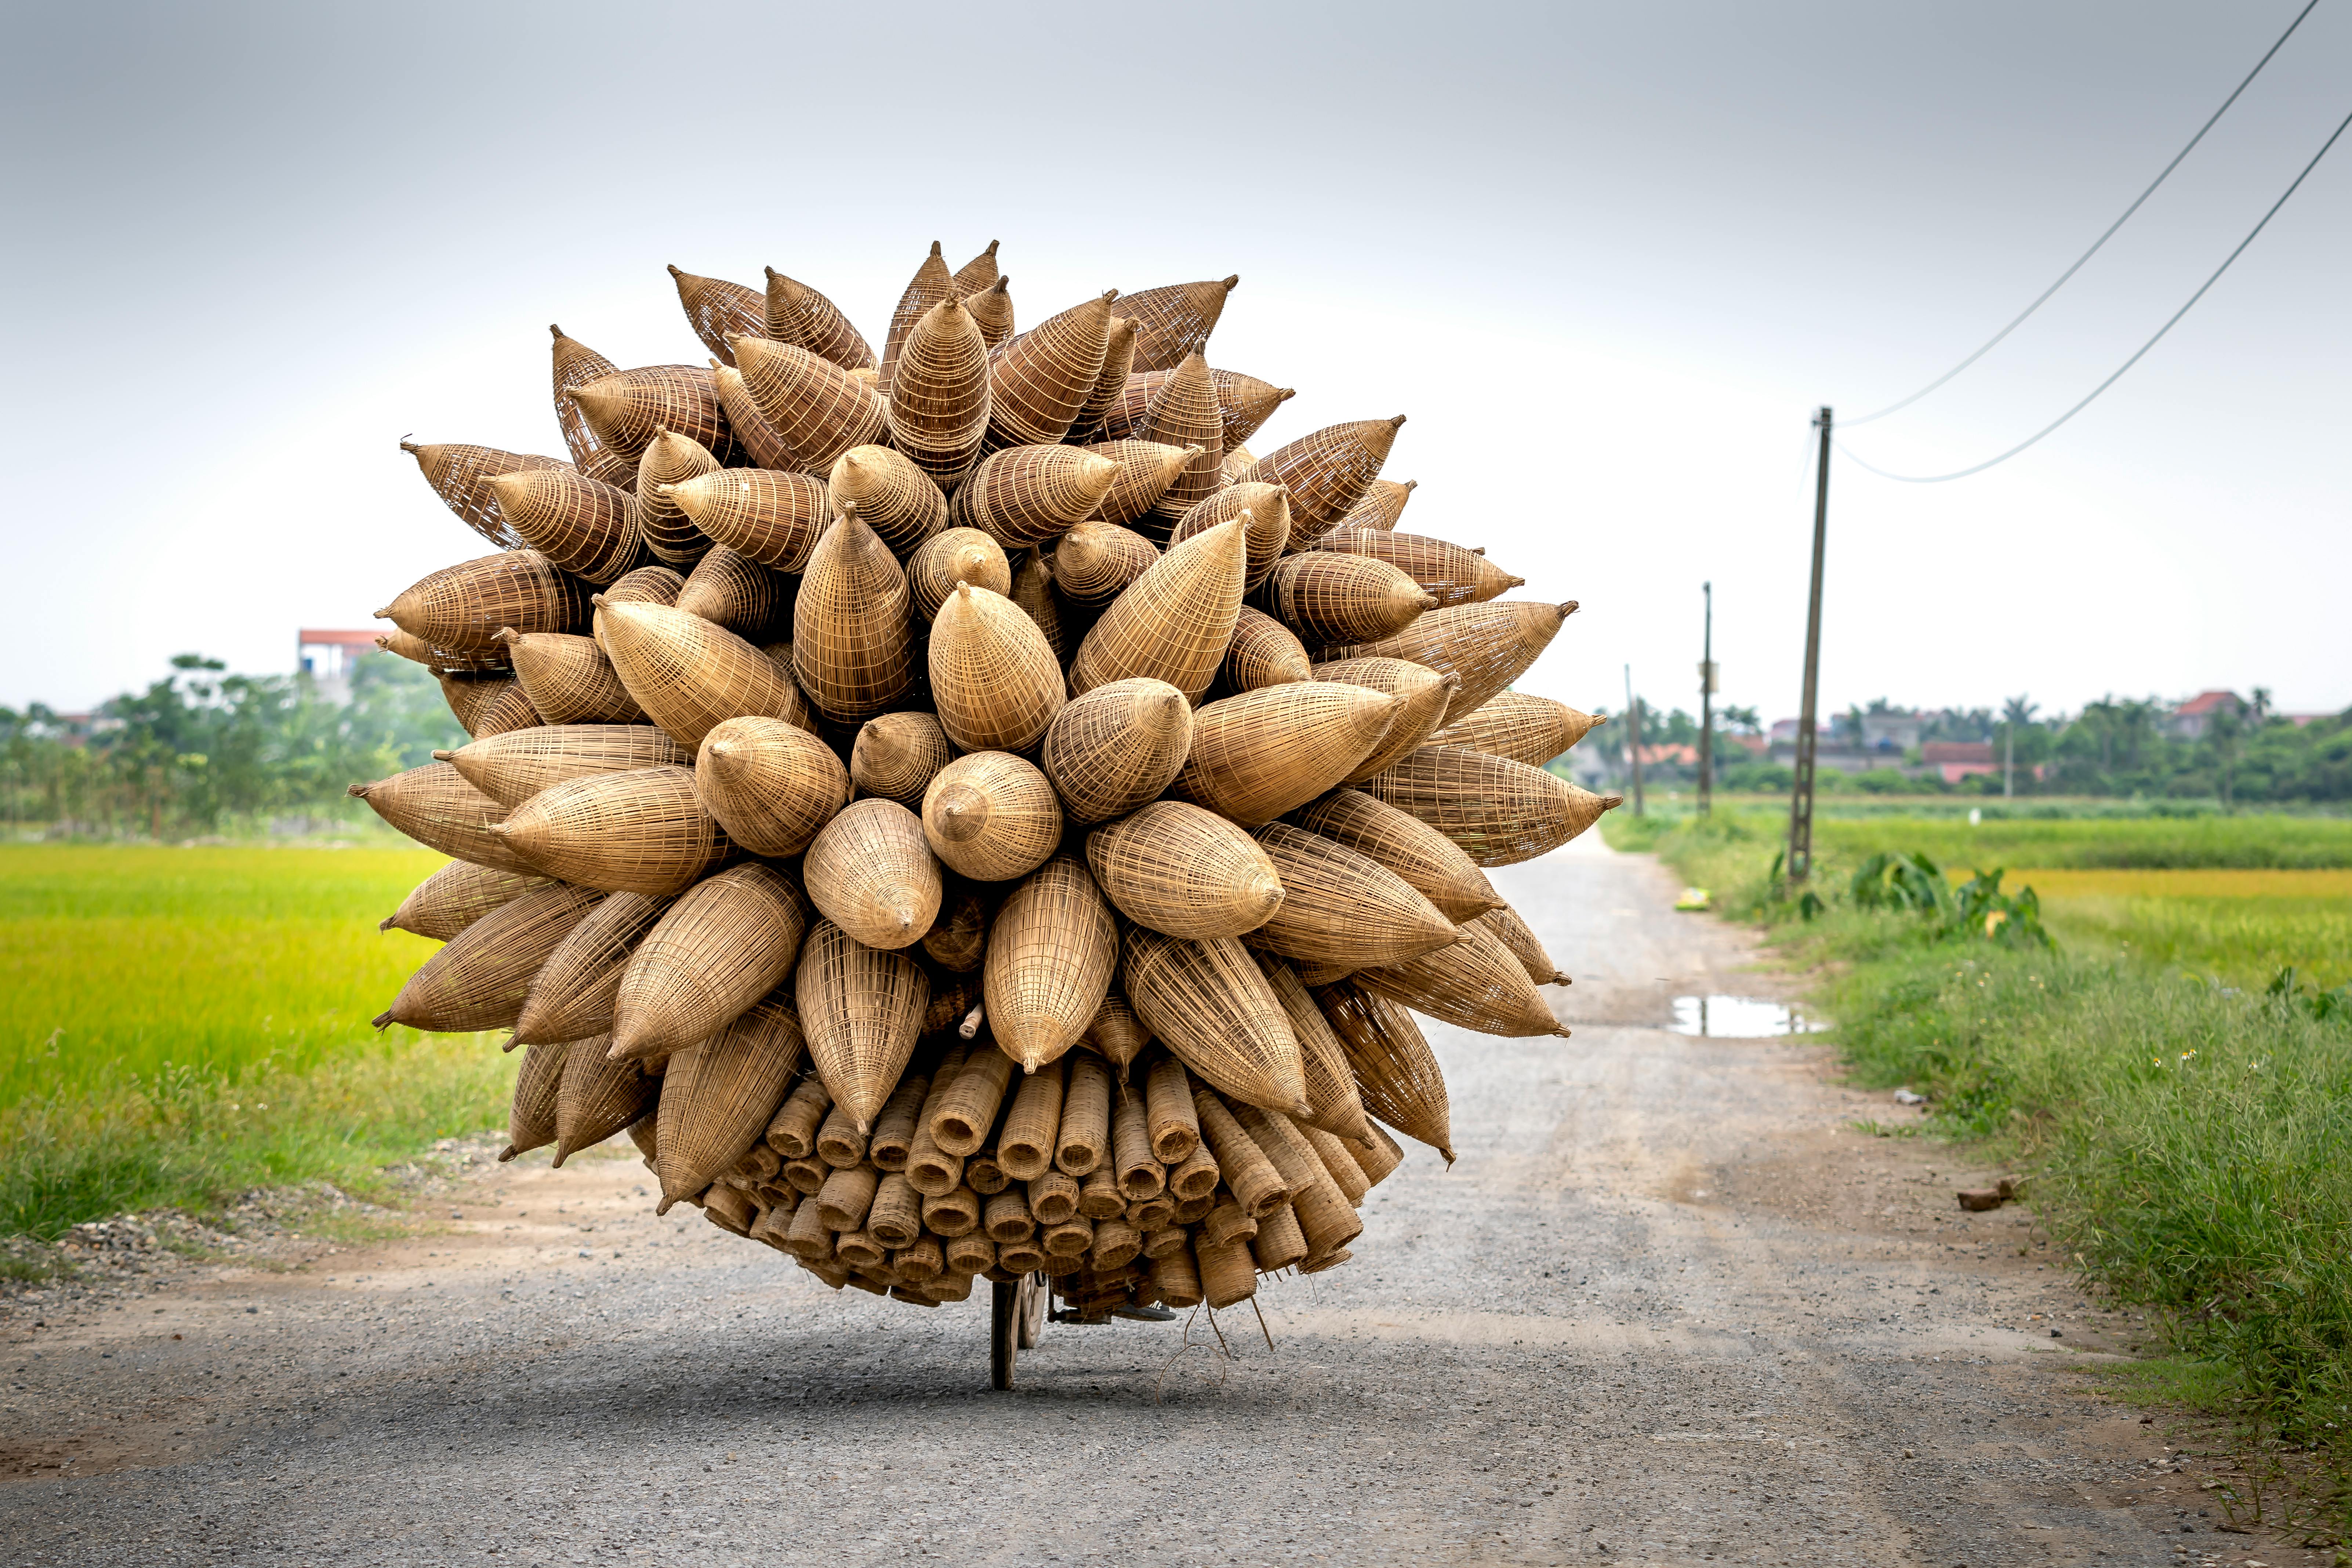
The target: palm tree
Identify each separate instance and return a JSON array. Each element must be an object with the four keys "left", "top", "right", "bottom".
[{"left": 2001, "top": 694, "right": 2039, "bottom": 799}]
